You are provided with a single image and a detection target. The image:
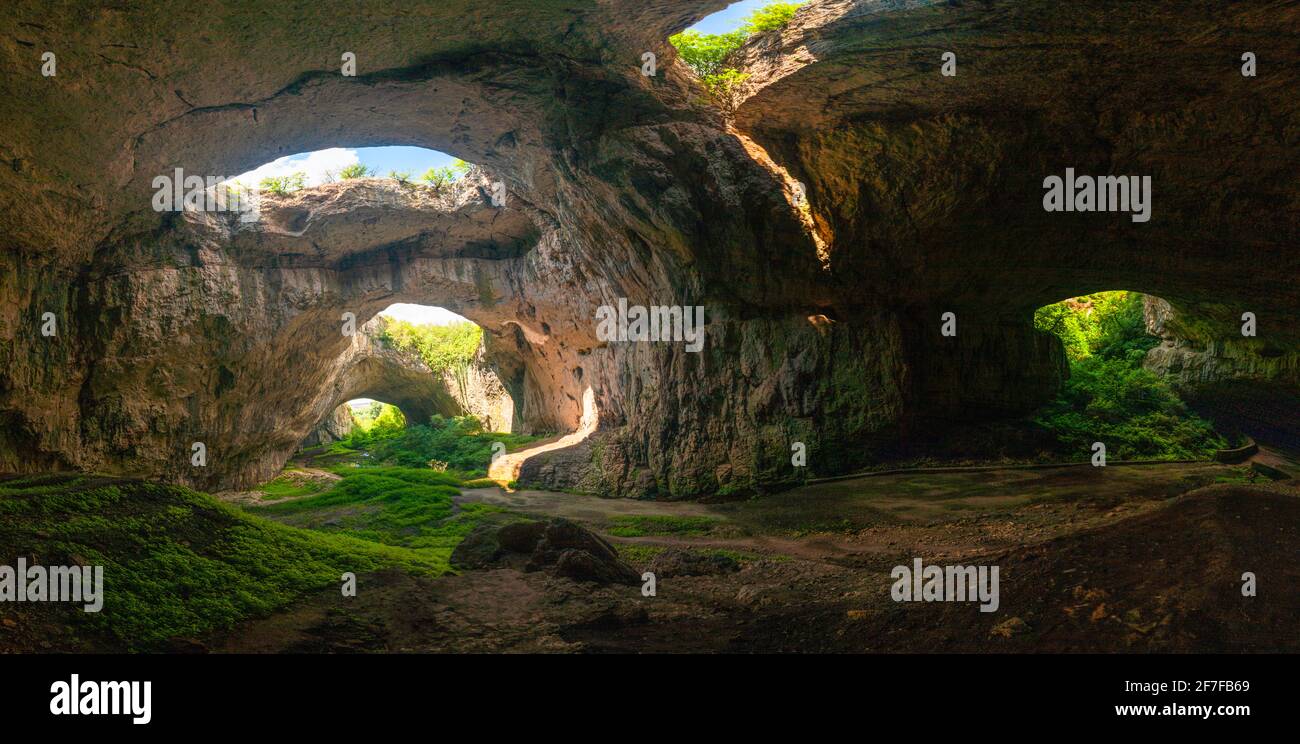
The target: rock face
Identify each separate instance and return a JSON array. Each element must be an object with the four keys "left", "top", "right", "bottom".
[
  {"left": 440, "top": 343, "right": 518, "bottom": 434},
  {"left": 300, "top": 405, "right": 355, "bottom": 448},
  {"left": 0, "top": 1, "right": 1296, "bottom": 496},
  {"left": 1143, "top": 296, "right": 1300, "bottom": 389}
]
